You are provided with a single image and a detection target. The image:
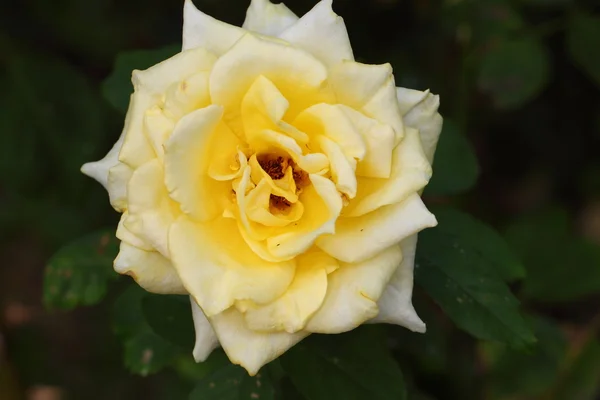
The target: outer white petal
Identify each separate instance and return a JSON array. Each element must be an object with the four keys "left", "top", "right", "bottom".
[
  {"left": 279, "top": 0, "right": 354, "bottom": 67},
  {"left": 182, "top": 0, "right": 246, "bottom": 53},
  {"left": 81, "top": 133, "right": 124, "bottom": 189},
  {"left": 305, "top": 245, "right": 402, "bottom": 333},
  {"left": 243, "top": 0, "right": 299, "bottom": 36},
  {"left": 126, "top": 159, "right": 178, "bottom": 257},
  {"left": 210, "top": 307, "right": 308, "bottom": 375},
  {"left": 317, "top": 194, "right": 437, "bottom": 263},
  {"left": 396, "top": 87, "right": 443, "bottom": 163},
  {"left": 370, "top": 235, "right": 426, "bottom": 332},
  {"left": 191, "top": 299, "right": 220, "bottom": 362},
  {"left": 114, "top": 242, "right": 187, "bottom": 294}
]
